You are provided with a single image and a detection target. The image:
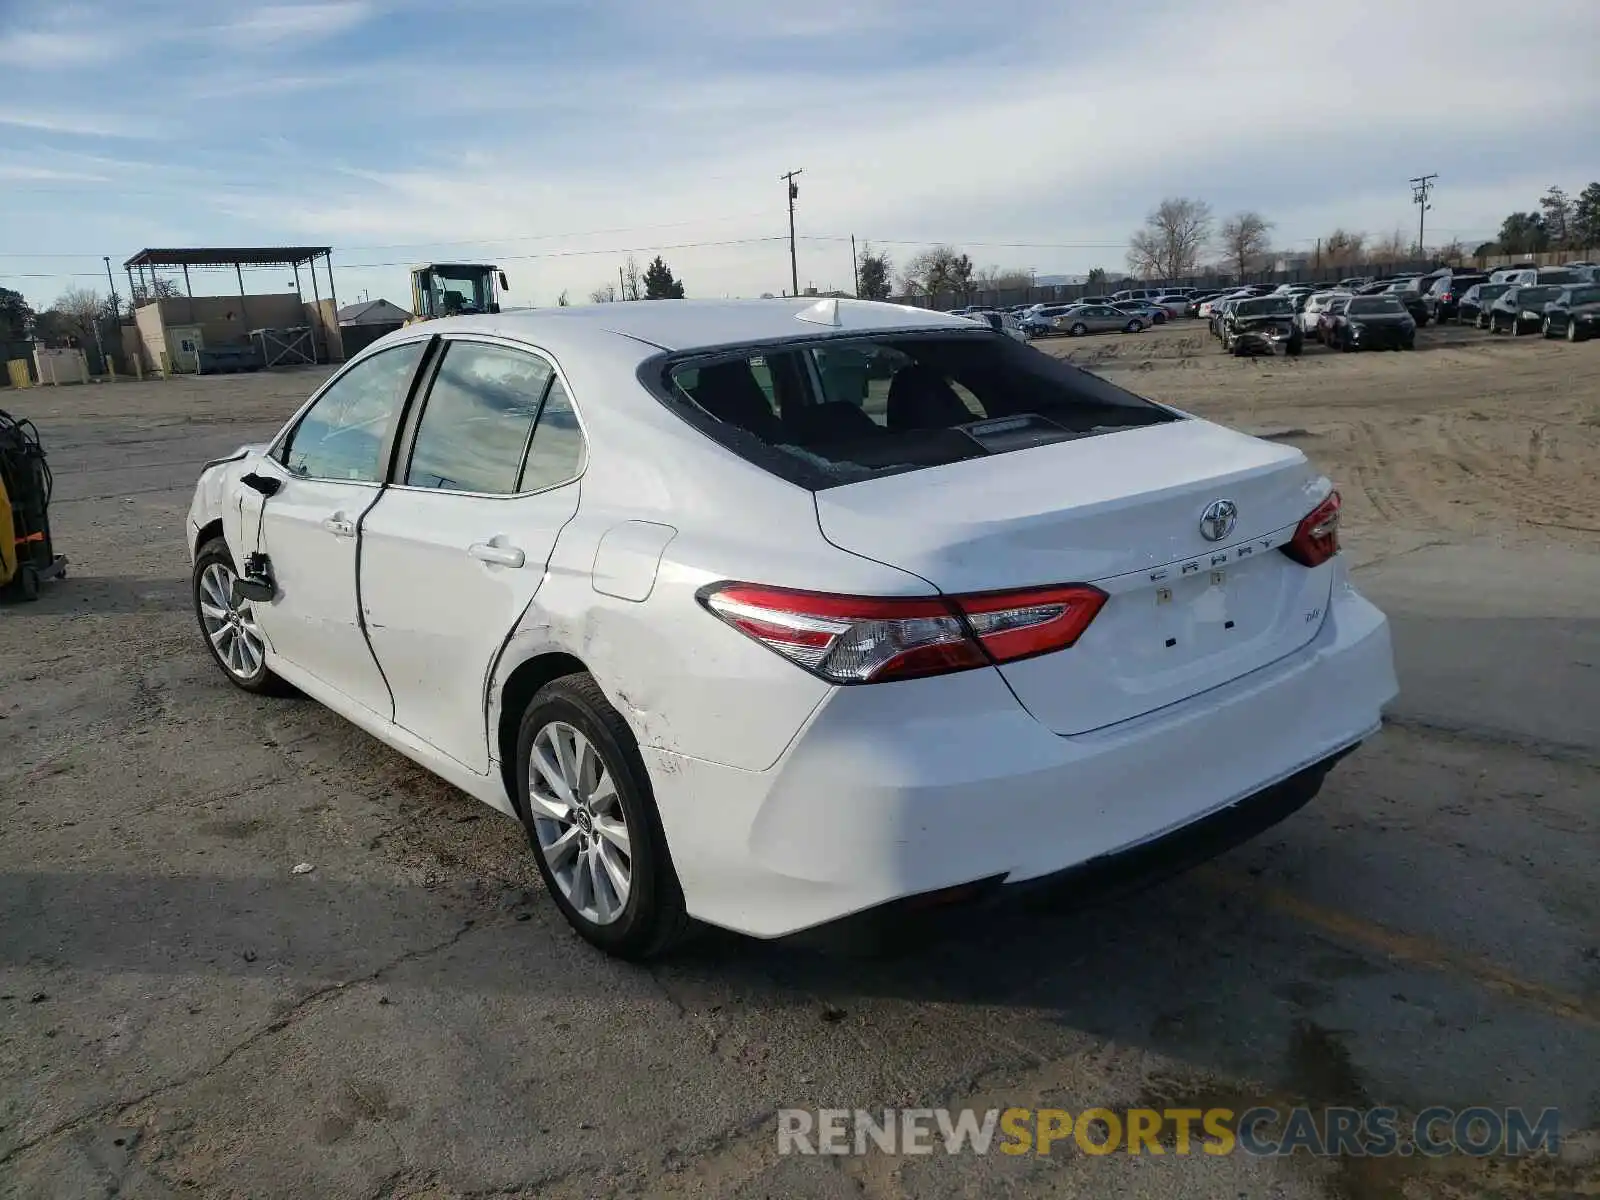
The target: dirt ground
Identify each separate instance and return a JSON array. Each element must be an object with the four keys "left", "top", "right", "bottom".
[{"left": 1, "top": 320, "right": 1598, "bottom": 1200}]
